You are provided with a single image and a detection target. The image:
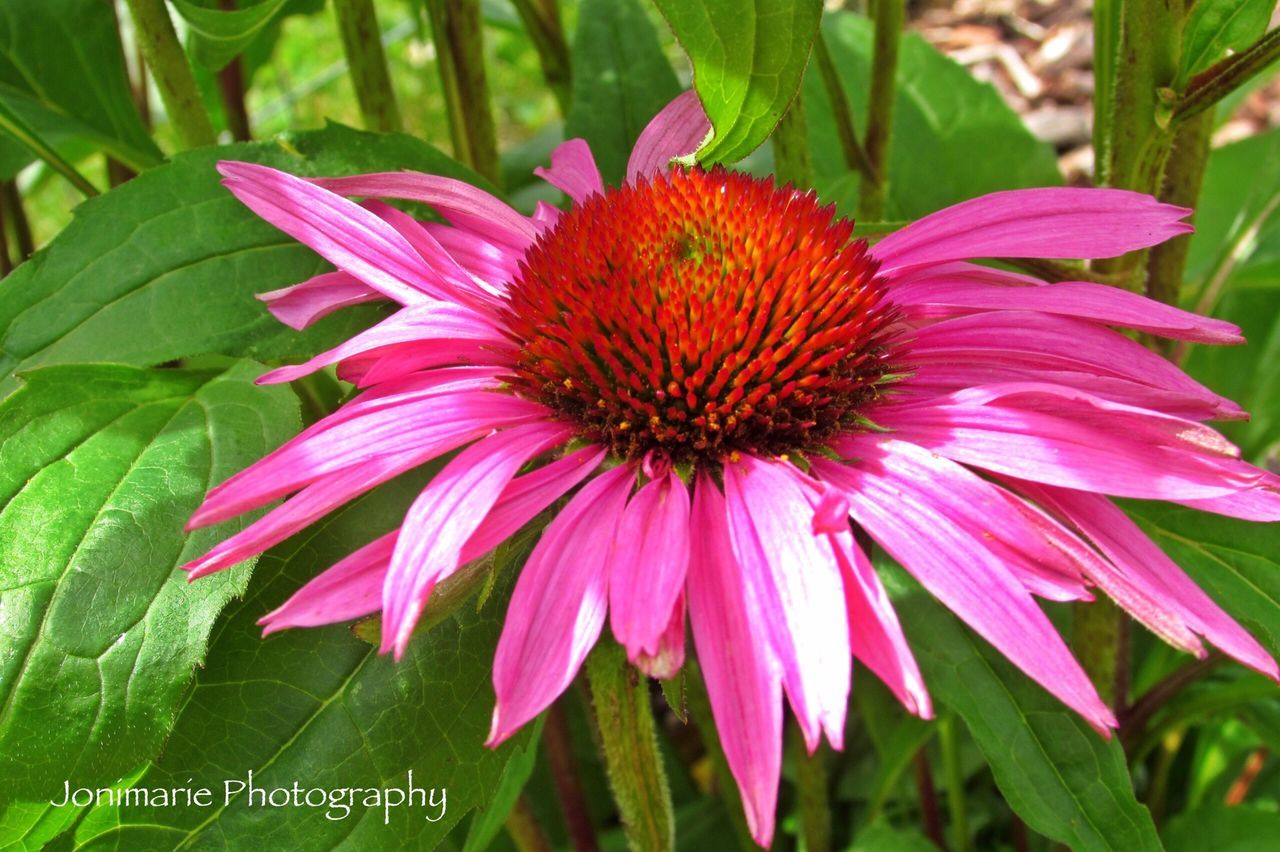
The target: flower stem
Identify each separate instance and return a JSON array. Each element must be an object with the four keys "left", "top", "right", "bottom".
[
  {"left": 788, "top": 722, "right": 832, "bottom": 852},
  {"left": 1071, "top": 596, "right": 1124, "bottom": 710},
  {"left": 1119, "top": 651, "right": 1224, "bottom": 754},
  {"left": 426, "top": 0, "right": 502, "bottom": 186},
  {"left": 814, "top": 33, "right": 877, "bottom": 185},
  {"left": 912, "top": 747, "right": 946, "bottom": 849},
  {"left": 859, "top": 0, "right": 903, "bottom": 221},
  {"left": 511, "top": 0, "right": 572, "bottom": 116},
  {"left": 333, "top": 0, "right": 404, "bottom": 133},
  {"left": 585, "top": 639, "right": 675, "bottom": 852},
  {"left": 1176, "top": 27, "right": 1280, "bottom": 126},
  {"left": 216, "top": 0, "right": 252, "bottom": 141},
  {"left": 506, "top": 794, "right": 553, "bottom": 852},
  {"left": 1, "top": 180, "right": 34, "bottom": 261},
  {"left": 938, "top": 715, "right": 971, "bottom": 852},
  {"left": 123, "top": 0, "right": 217, "bottom": 149},
  {"left": 1145, "top": 109, "right": 1213, "bottom": 317},
  {"left": 772, "top": 88, "right": 814, "bottom": 190},
  {"left": 685, "top": 663, "right": 757, "bottom": 851},
  {"left": 543, "top": 702, "right": 601, "bottom": 852}
]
